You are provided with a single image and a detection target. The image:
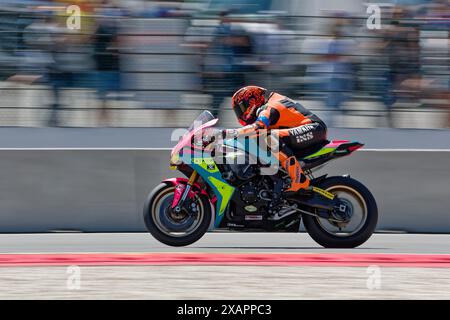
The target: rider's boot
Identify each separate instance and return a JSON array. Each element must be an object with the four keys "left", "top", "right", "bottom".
[{"left": 280, "top": 154, "right": 310, "bottom": 193}]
